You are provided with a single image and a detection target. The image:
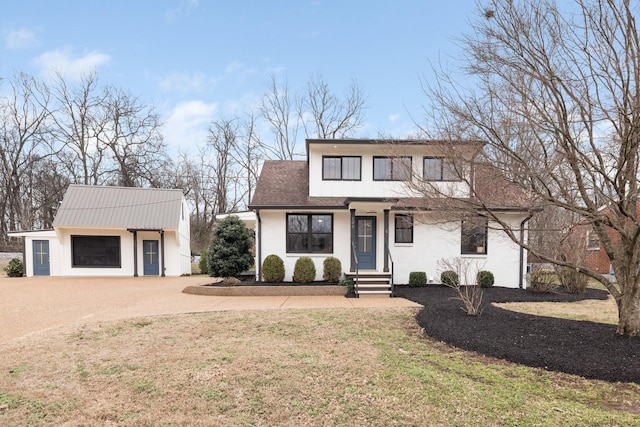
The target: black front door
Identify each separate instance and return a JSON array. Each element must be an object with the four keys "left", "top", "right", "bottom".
[{"left": 355, "top": 217, "right": 376, "bottom": 269}]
